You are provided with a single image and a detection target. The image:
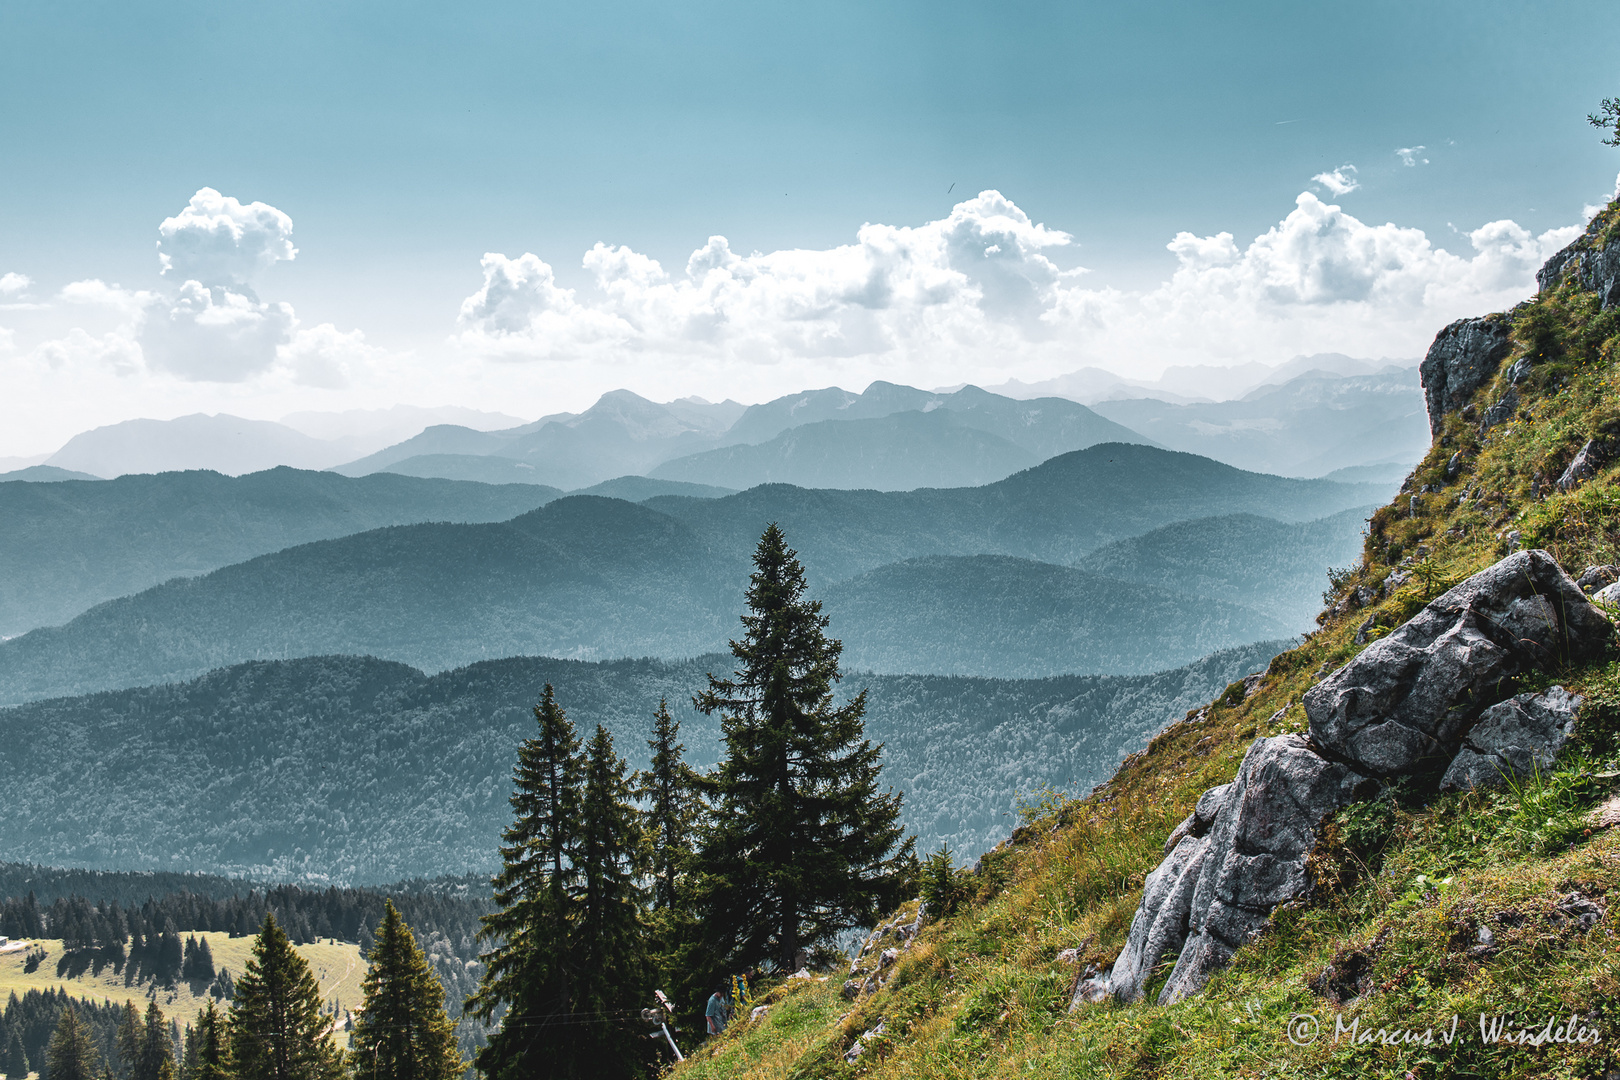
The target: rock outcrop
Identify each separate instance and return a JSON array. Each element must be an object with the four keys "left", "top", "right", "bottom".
[
  {"left": 1076, "top": 551, "right": 1612, "bottom": 1010},
  {"left": 1420, "top": 316, "right": 1515, "bottom": 437},
  {"left": 1536, "top": 212, "right": 1620, "bottom": 310},
  {"left": 1439, "top": 687, "right": 1581, "bottom": 792},
  {"left": 1304, "top": 550, "right": 1608, "bottom": 778}
]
